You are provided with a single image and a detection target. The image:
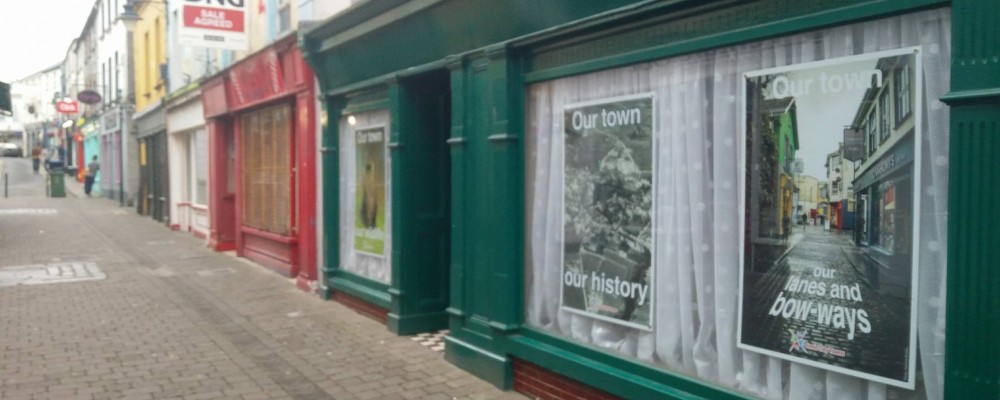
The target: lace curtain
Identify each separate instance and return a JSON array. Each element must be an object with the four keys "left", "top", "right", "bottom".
[
  {"left": 525, "top": 9, "right": 950, "bottom": 400},
  {"left": 339, "top": 109, "right": 392, "bottom": 284}
]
